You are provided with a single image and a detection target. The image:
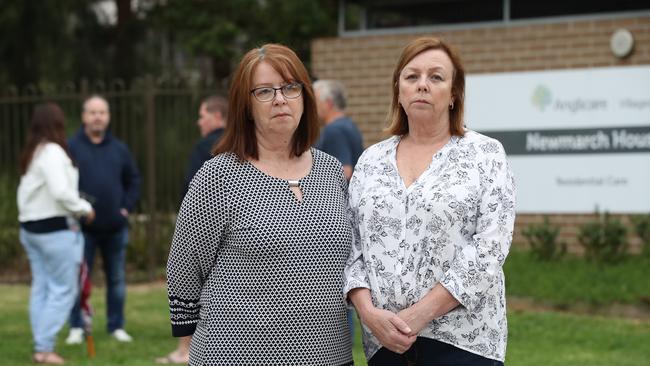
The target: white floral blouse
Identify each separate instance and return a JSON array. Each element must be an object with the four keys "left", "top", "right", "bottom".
[{"left": 344, "top": 130, "right": 516, "bottom": 362}]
